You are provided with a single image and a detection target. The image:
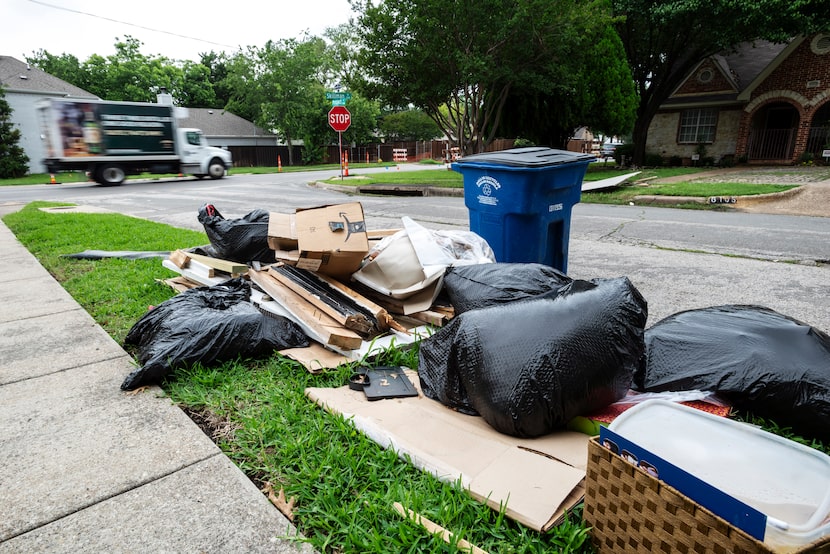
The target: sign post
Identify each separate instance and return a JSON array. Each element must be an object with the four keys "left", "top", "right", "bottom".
[{"left": 328, "top": 105, "right": 351, "bottom": 179}]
